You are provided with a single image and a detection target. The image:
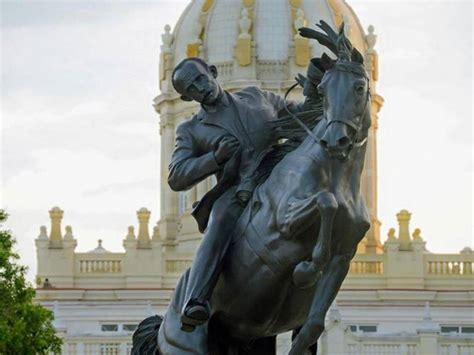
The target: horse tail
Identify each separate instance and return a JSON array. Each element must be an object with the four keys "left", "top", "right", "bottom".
[{"left": 131, "top": 315, "right": 163, "bottom": 355}]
